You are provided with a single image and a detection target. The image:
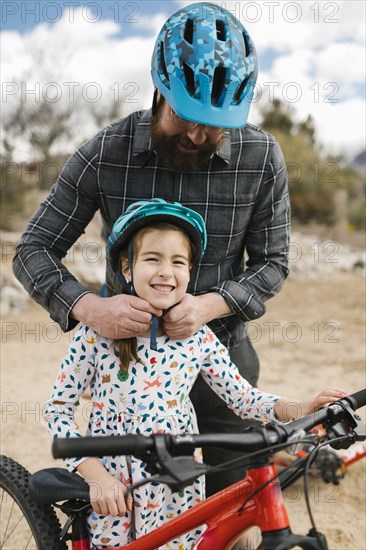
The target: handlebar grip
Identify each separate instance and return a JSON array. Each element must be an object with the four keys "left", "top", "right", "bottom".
[
  {"left": 52, "top": 434, "right": 154, "bottom": 459},
  {"left": 344, "top": 389, "right": 366, "bottom": 411}
]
